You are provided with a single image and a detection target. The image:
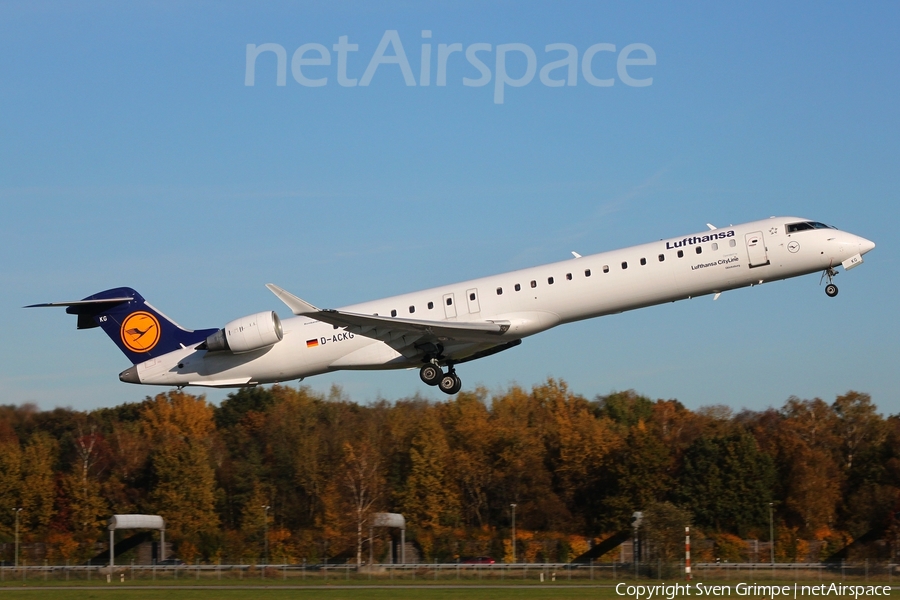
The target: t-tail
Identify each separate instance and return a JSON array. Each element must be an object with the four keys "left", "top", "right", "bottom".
[{"left": 25, "top": 287, "right": 219, "bottom": 365}]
